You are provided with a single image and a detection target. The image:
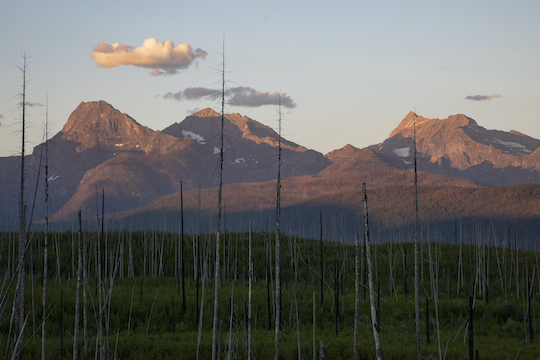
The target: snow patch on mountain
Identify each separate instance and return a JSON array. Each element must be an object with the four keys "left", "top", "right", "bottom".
[
  {"left": 393, "top": 147, "right": 410, "bottom": 158},
  {"left": 182, "top": 130, "right": 206, "bottom": 144},
  {"left": 492, "top": 138, "right": 531, "bottom": 154},
  {"left": 232, "top": 158, "right": 245, "bottom": 164}
]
